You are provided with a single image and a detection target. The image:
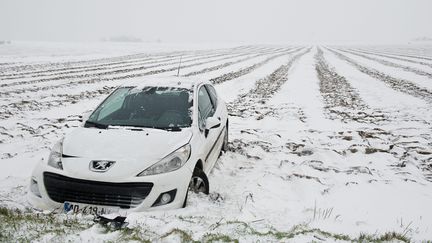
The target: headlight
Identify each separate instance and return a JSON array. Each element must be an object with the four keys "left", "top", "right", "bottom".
[
  {"left": 137, "top": 144, "right": 191, "bottom": 176},
  {"left": 47, "top": 139, "right": 63, "bottom": 170}
]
